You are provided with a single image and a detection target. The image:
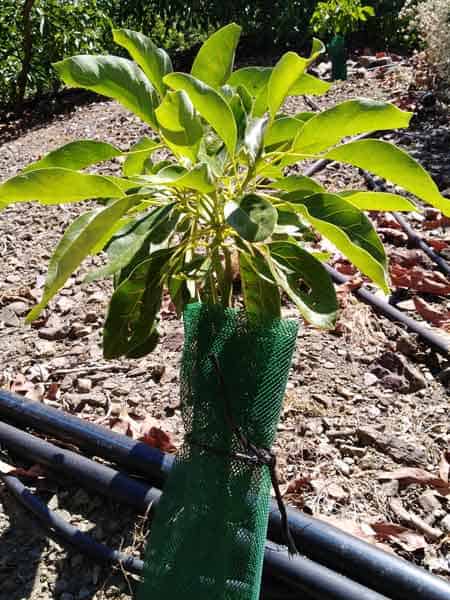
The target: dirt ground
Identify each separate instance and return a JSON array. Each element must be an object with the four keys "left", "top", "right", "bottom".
[{"left": 0, "top": 58, "right": 449, "bottom": 600}]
